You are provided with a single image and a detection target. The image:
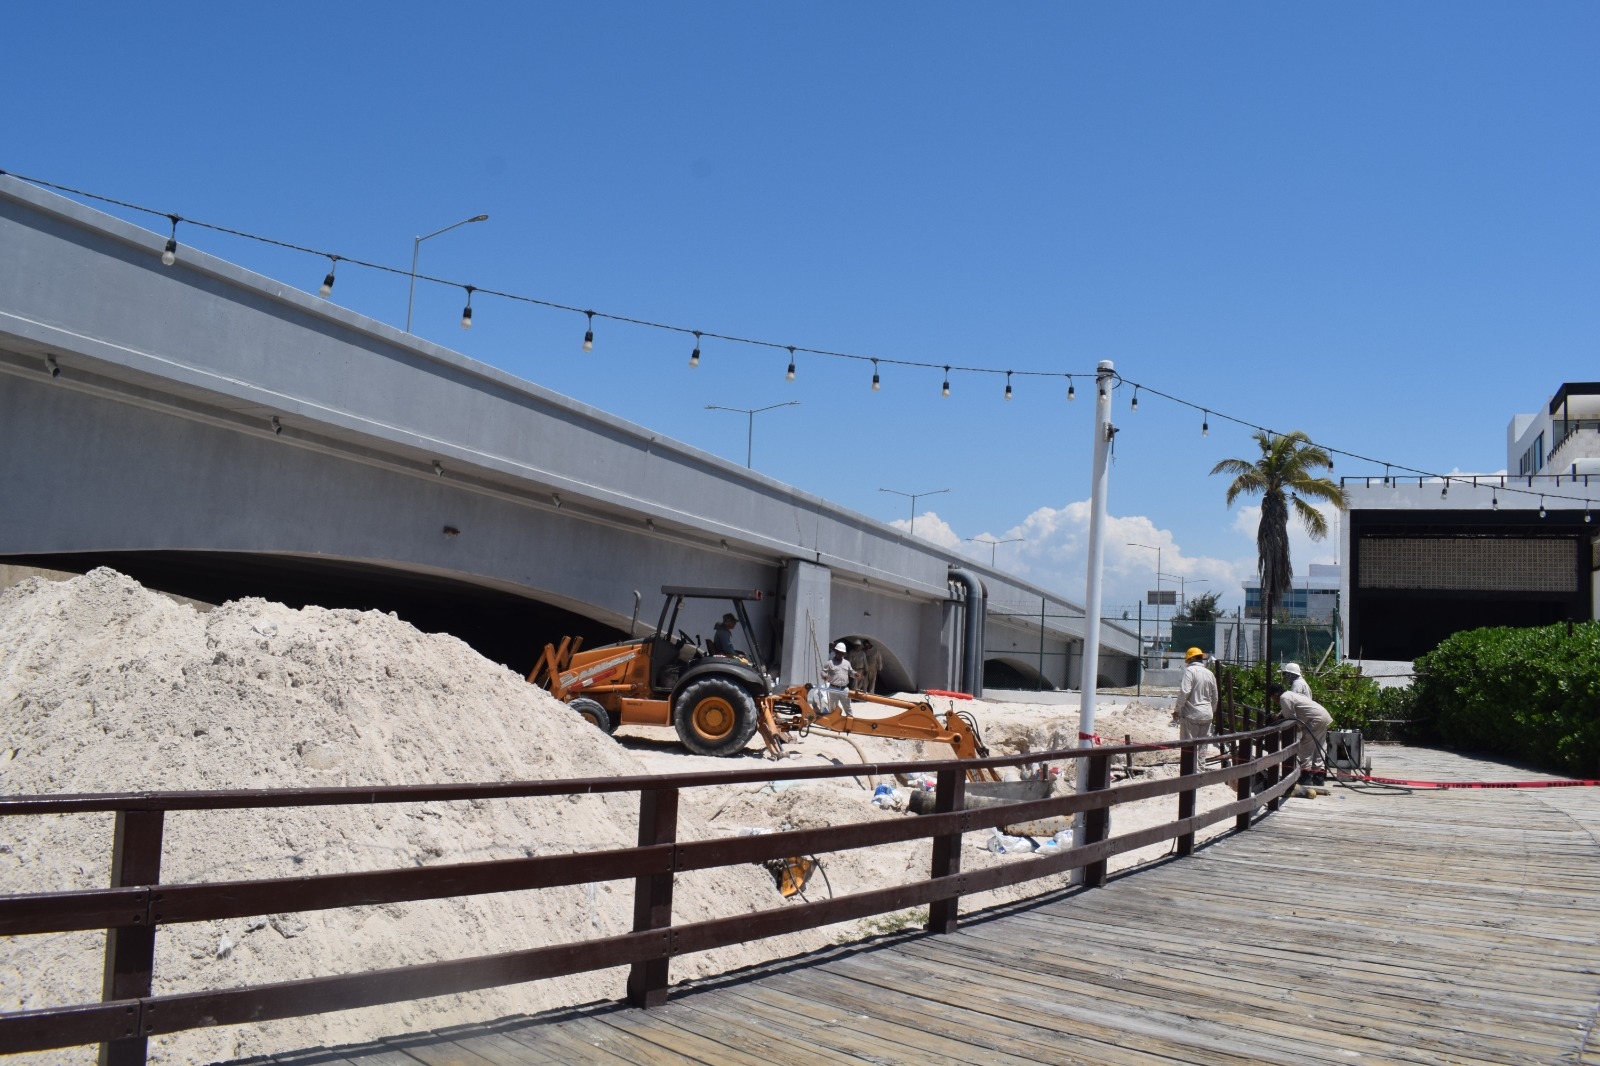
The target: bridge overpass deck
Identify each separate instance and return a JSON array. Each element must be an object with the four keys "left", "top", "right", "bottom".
[{"left": 229, "top": 747, "right": 1600, "bottom": 1065}]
